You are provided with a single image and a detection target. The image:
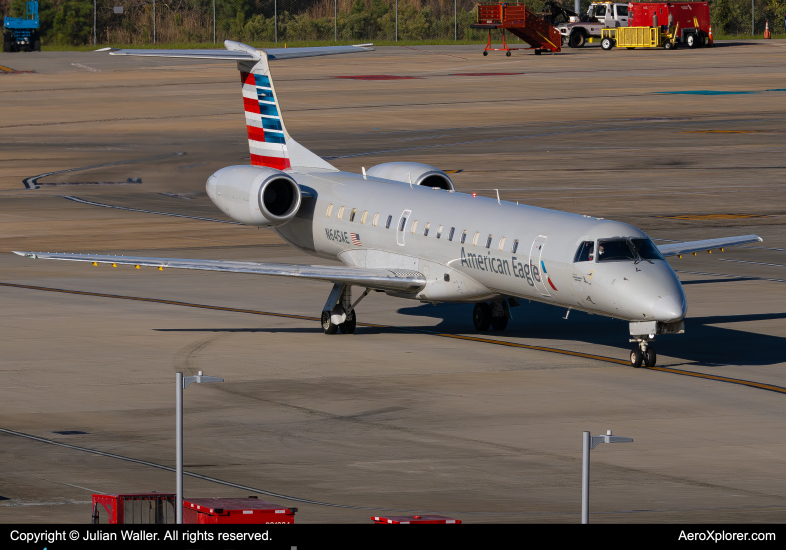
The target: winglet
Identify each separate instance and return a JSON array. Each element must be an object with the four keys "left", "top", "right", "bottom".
[{"left": 224, "top": 40, "right": 261, "bottom": 59}]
